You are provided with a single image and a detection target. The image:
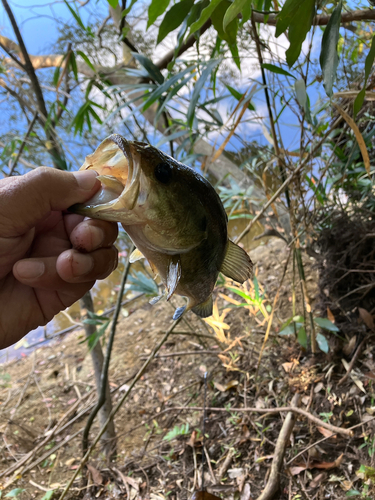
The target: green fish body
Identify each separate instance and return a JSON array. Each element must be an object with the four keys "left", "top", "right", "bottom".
[{"left": 70, "top": 134, "right": 253, "bottom": 319}]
